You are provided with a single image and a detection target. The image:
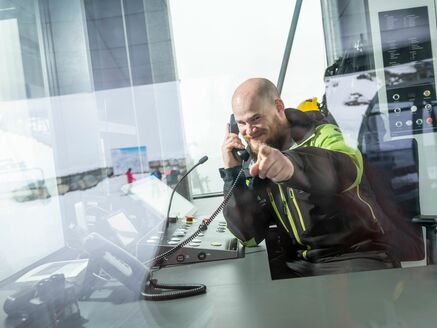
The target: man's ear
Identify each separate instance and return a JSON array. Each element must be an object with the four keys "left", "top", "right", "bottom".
[{"left": 274, "top": 98, "right": 285, "bottom": 112}]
